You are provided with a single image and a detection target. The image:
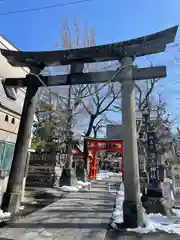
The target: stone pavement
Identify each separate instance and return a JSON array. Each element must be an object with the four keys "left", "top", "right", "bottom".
[
  {"left": 0, "top": 176, "right": 179, "bottom": 240},
  {"left": 105, "top": 230, "right": 180, "bottom": 240},
  {"left": 0, "top": 176, "right": 120, "bottom": 240}
]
